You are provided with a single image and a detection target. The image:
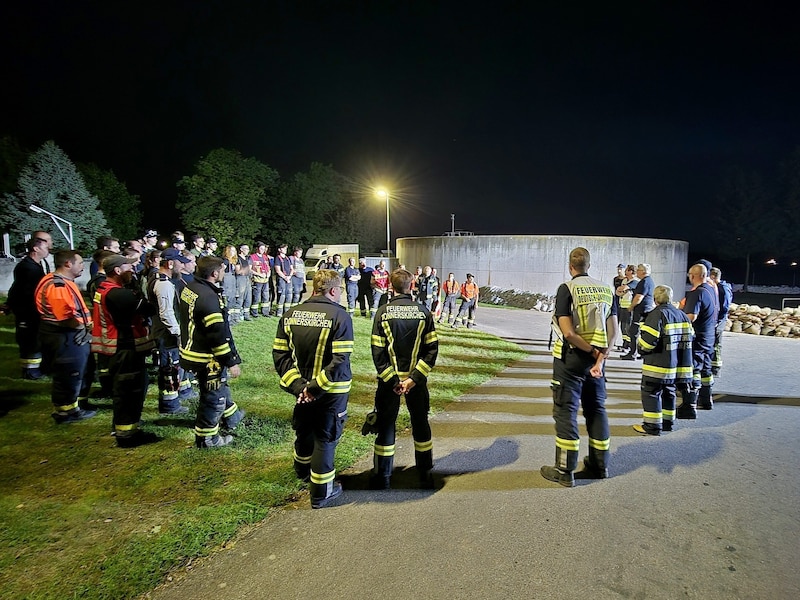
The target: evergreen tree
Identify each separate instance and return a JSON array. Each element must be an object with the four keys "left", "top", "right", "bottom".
[
  {"left": 2, "top": 141, "right": 107, "bottom": 251},
  {"left": 78, "top": 162, "right": 142, "bottom": 241}
]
